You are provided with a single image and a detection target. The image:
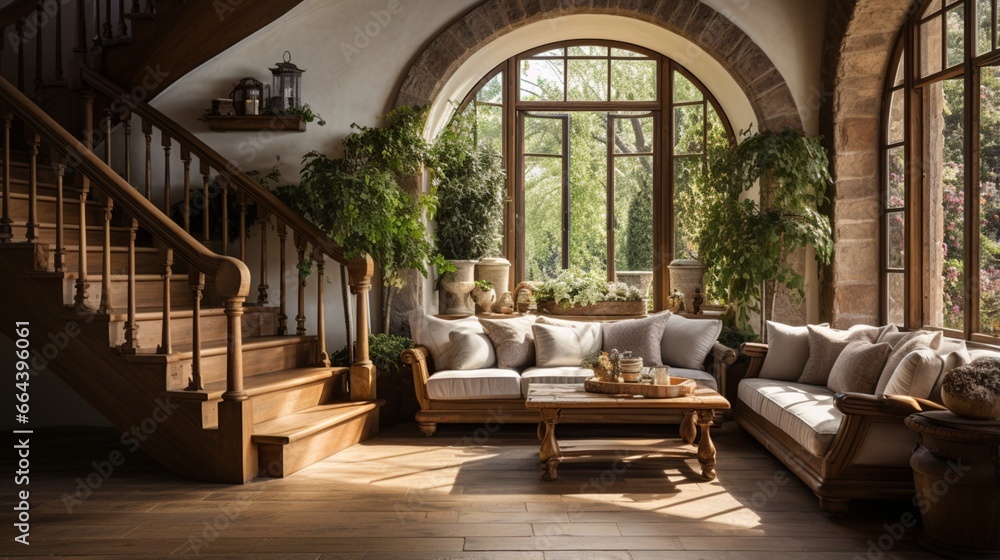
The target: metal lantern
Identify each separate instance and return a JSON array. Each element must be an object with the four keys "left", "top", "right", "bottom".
[
  {"left": 230, "top": 77, "right": 266, "bottom": 116},
  {"left": 269, "top": 51, "right": 304, "bottom": 112}
]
